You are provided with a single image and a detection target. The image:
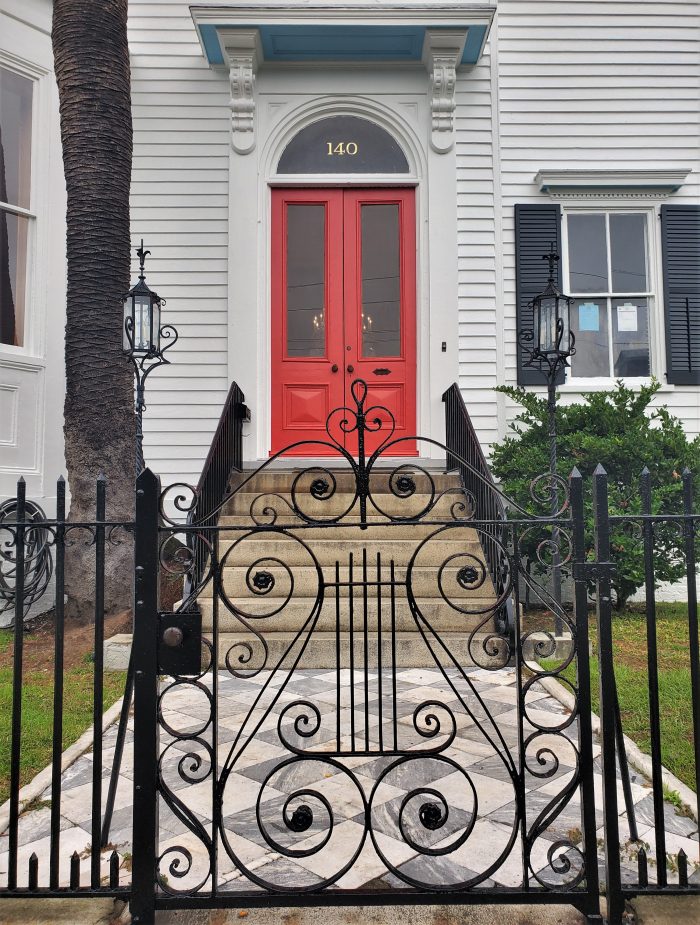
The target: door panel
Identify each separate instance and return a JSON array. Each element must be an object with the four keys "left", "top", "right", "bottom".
[
  {"left": 343, "top": 189, "right": 416, "bottom": 456},
  {"left": 271, "top": 188, "right": 416, "bottom": 456},
  {"left": 271, "top": 190, "right": 345, "bottom": 453}
]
